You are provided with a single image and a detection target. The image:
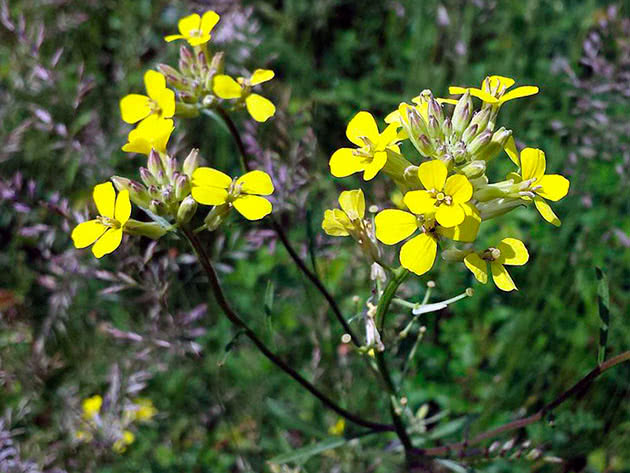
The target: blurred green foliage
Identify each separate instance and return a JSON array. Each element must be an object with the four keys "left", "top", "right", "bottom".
[{"left": 1, "top": 0, "right": 630, "bottom": 472}]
